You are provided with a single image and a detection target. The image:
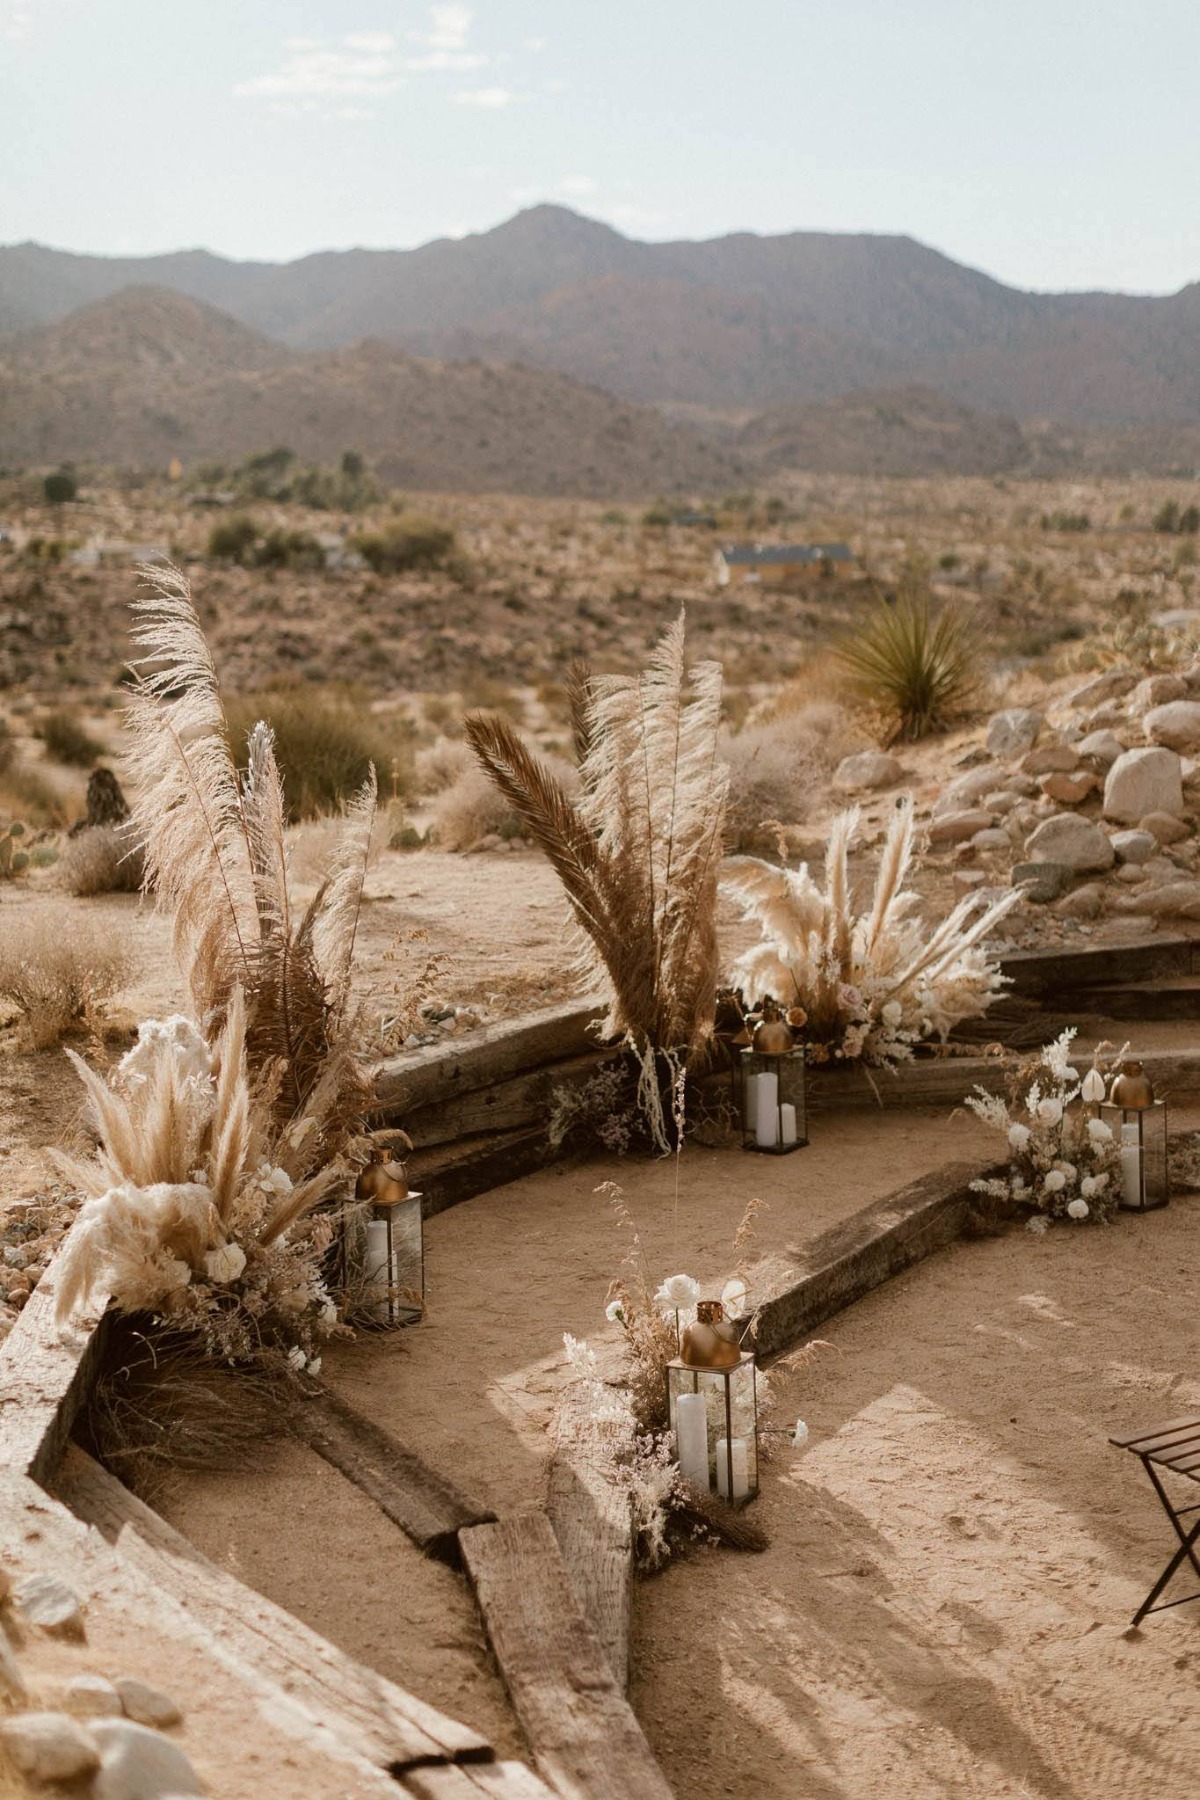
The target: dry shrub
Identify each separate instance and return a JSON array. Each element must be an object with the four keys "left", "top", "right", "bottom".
[
  {"left": 415, "top": 735, "right": 472, "bottom": 795},
  {"left": 224, "top": 685, "right": 403, "bottom": 820},
  {"left": 40, "top": 708, "right": 106, "bottom": 768},
  {"left": 60, "top": 826, "right": 144, "bottom": 896},
  {"left": 0, "top": 915, "right": 129, "bottom": 1047},
  {"left": 723, "top": 701, "right": 862, "bottom": 850},
  {"left": 0, "top": 761, "right": 70, "bottom": 827},
  {"left": 433, "top": 752, "right": 578, "bottom": 850}
]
